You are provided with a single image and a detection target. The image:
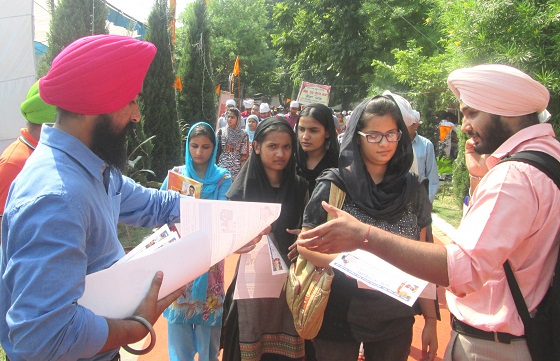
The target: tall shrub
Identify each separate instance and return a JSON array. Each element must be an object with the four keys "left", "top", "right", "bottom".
[{"left": 141, "top": 0, "right": 183, "bottom": 181}]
